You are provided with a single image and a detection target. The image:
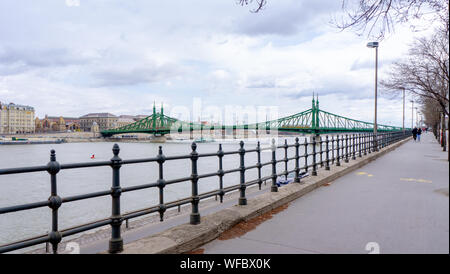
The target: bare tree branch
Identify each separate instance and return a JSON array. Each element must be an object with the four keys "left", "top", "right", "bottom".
[
  {"left": 238, "top": 0, "right": 267, "bottom": 13},
  {"left": 381, "top": 23, "right": 449, "bottom": 116},
  {"left": 333, "top": 0, "right": 448, "bottom": 39}
]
